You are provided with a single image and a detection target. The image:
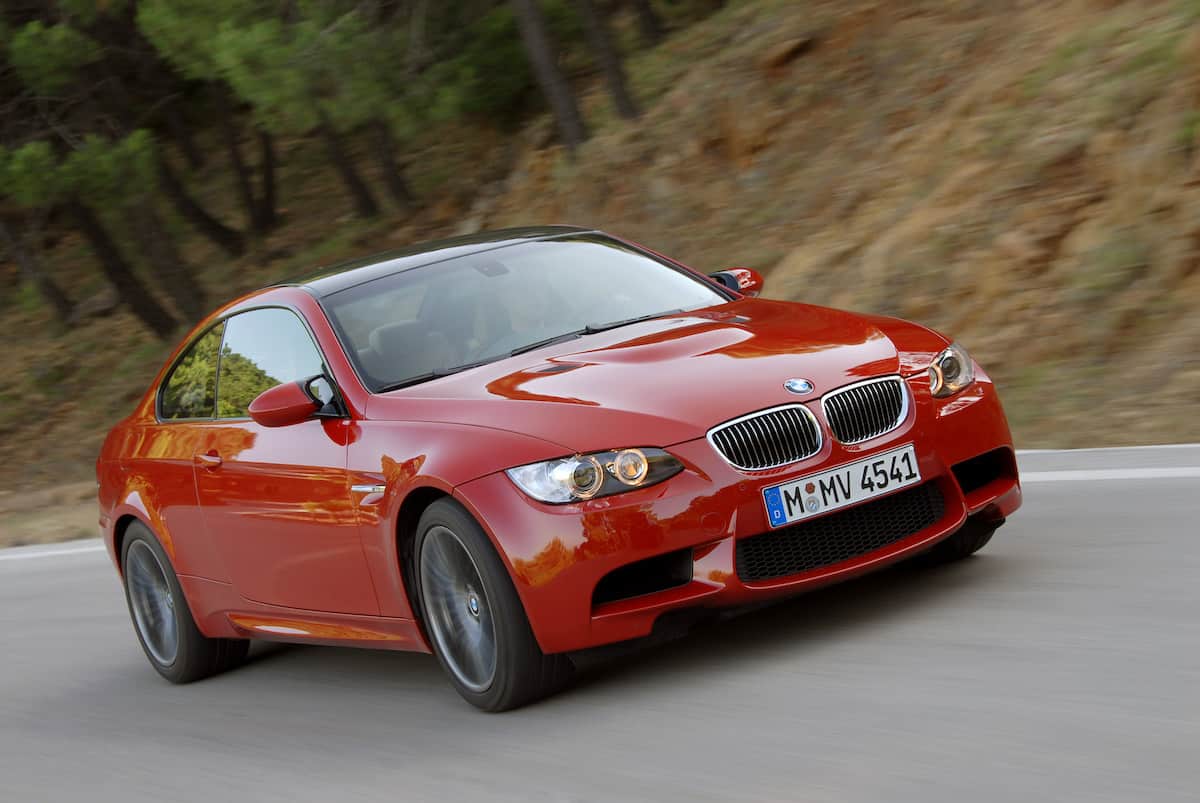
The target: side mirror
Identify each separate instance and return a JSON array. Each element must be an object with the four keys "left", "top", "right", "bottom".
[
  {"left": 709, "top": 267, "right": 765, "bottom": 297},
  {"left": 248, "top": 380, "right": 321, "bottom": 428}
]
